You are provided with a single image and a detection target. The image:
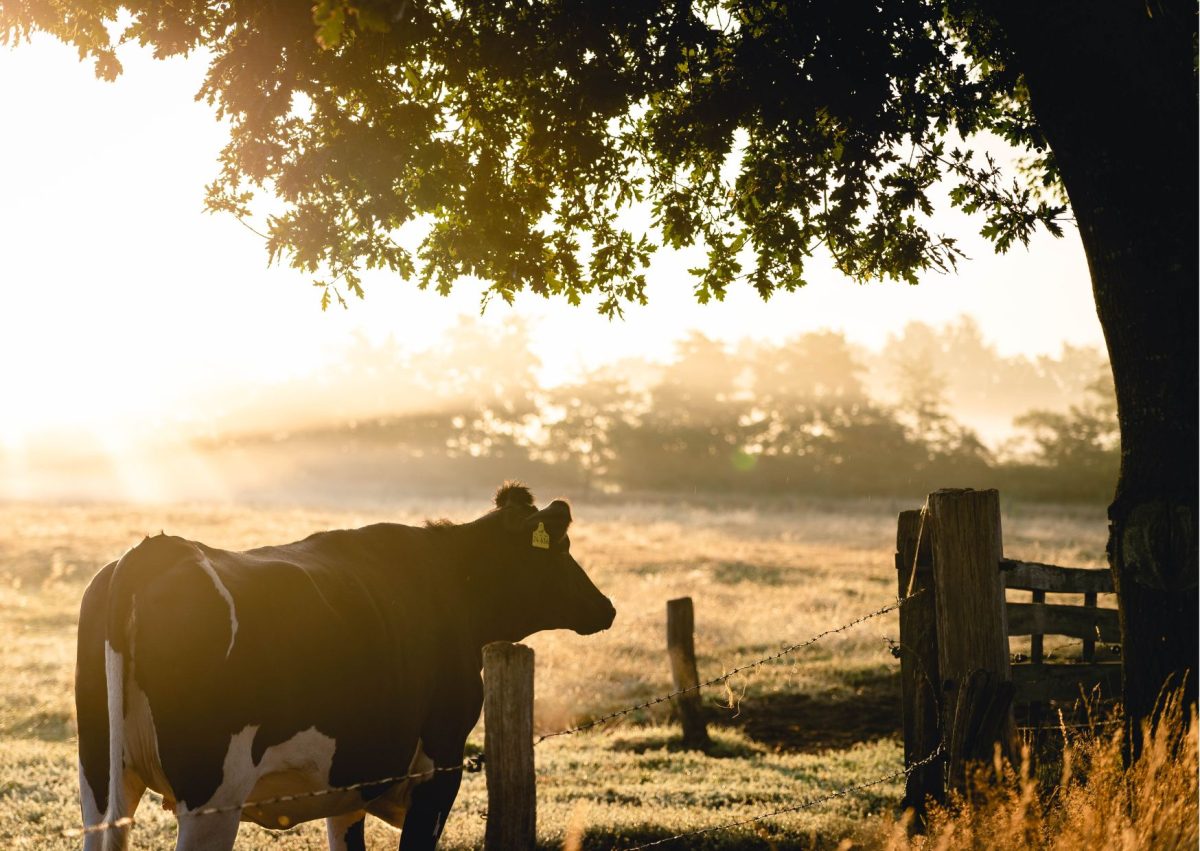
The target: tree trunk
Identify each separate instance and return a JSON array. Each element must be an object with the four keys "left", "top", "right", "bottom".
[{"left": 996, "top": 1, "right": 1198, "bottom": 746}]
